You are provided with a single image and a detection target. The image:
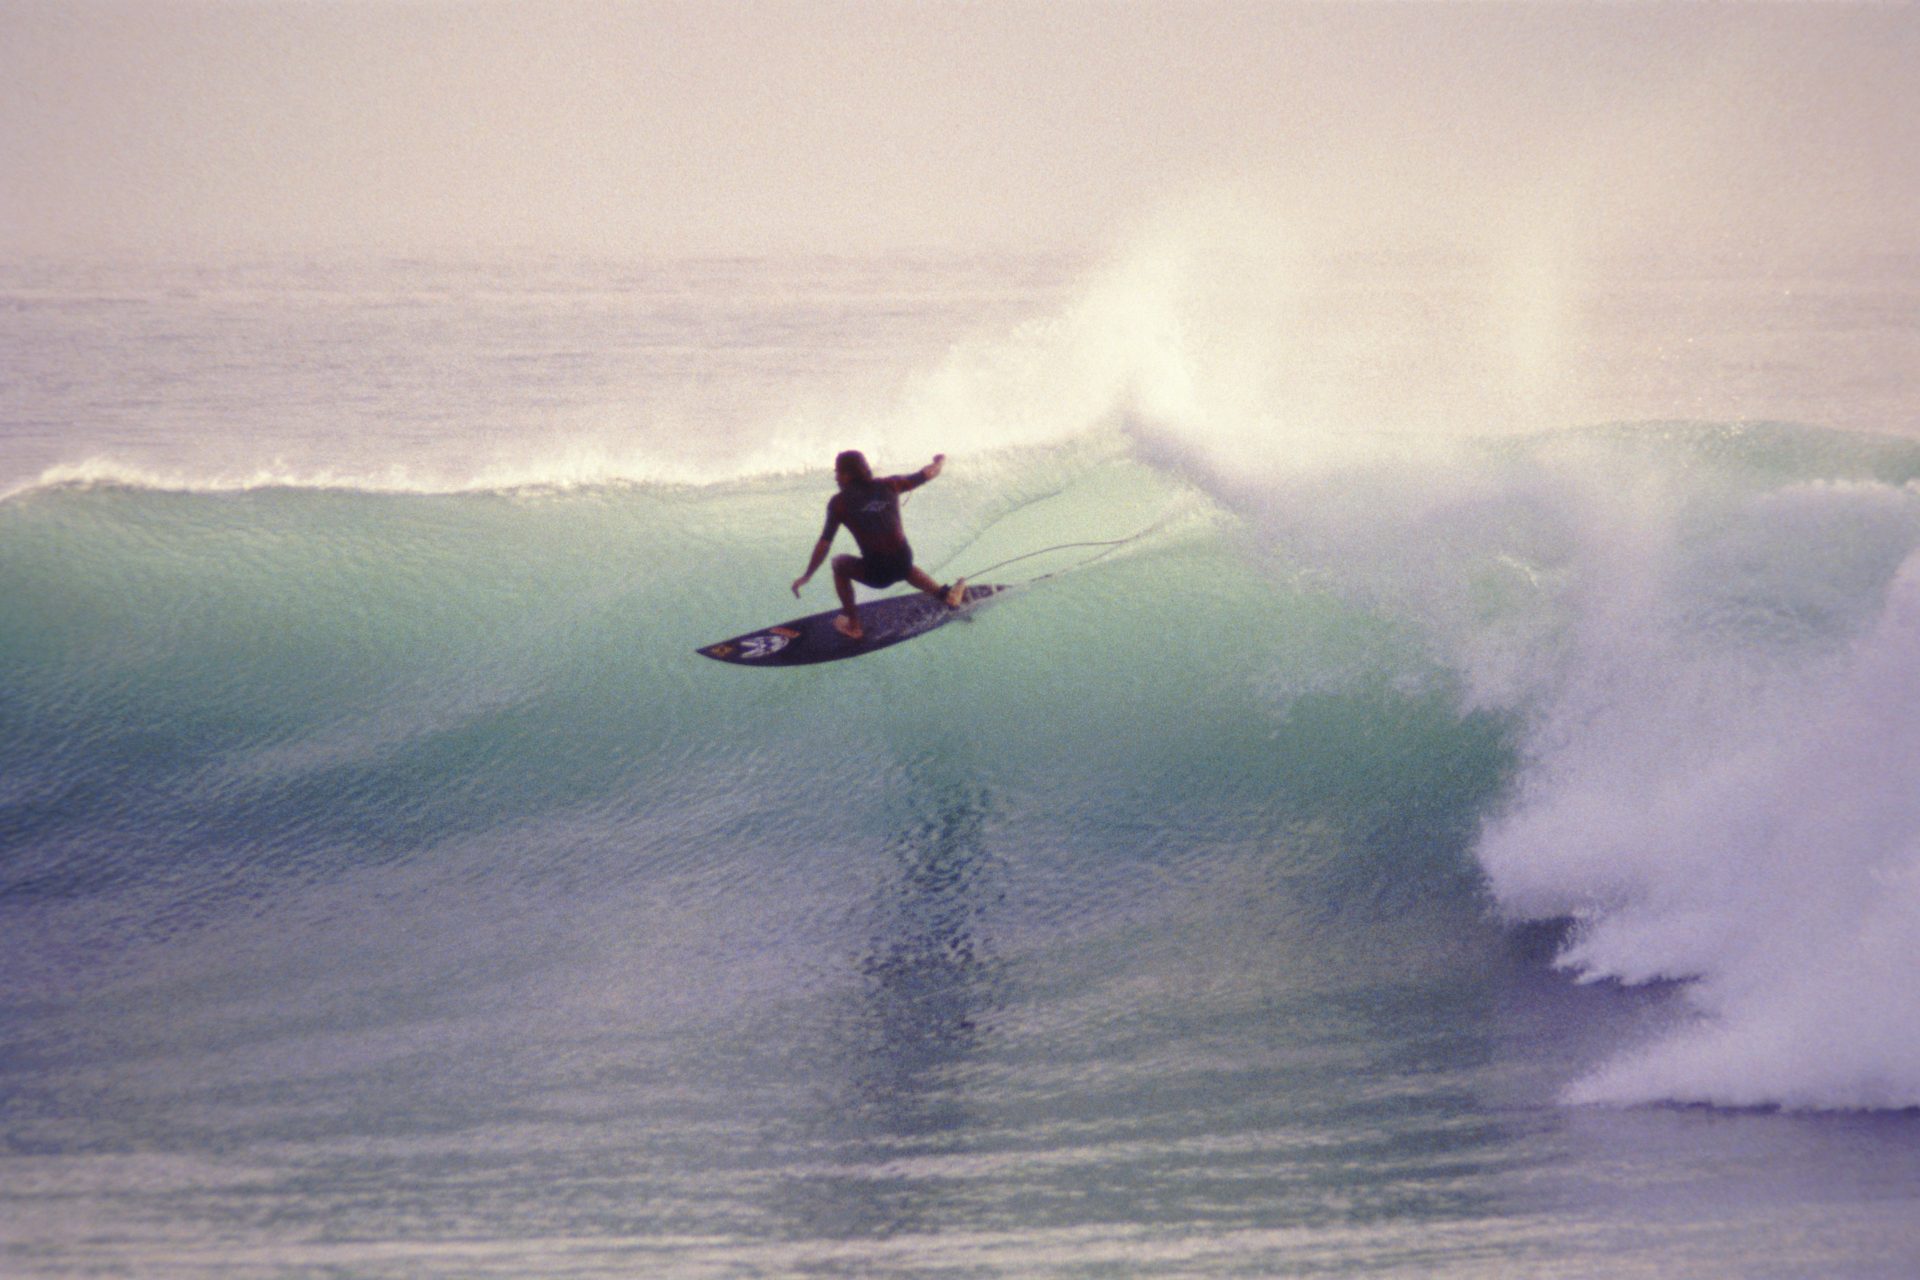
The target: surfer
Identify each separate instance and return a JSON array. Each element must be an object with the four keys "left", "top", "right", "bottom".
[{"left": 792, "top": 450, "right": 966, "bottom": 640}]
